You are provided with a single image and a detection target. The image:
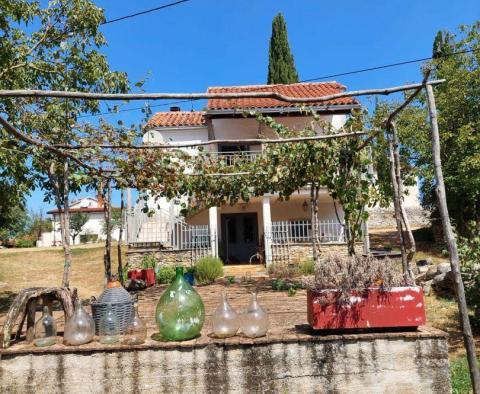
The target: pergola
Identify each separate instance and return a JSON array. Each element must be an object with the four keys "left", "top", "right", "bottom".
[{"left": 0, "top": 78, "right": 478, "bottom": 390}]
